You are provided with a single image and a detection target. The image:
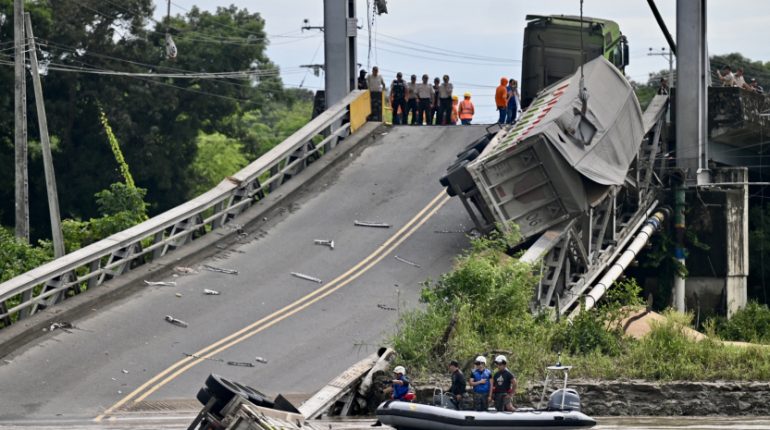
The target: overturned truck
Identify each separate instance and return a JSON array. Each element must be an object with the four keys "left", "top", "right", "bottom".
[{"left": 442, "top": 57, "right": 669, "bottom": 315}]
